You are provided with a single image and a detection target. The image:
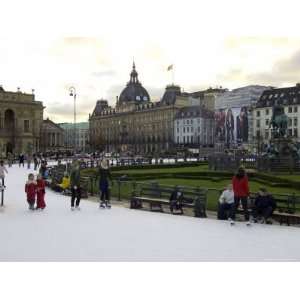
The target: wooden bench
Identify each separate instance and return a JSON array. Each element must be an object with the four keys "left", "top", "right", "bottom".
[
  {"left": 131, "top": 183, "right": 207, "bottom": 217},
  {"left": 235, "top": 193, "right": 300, "bottom": 225}
]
